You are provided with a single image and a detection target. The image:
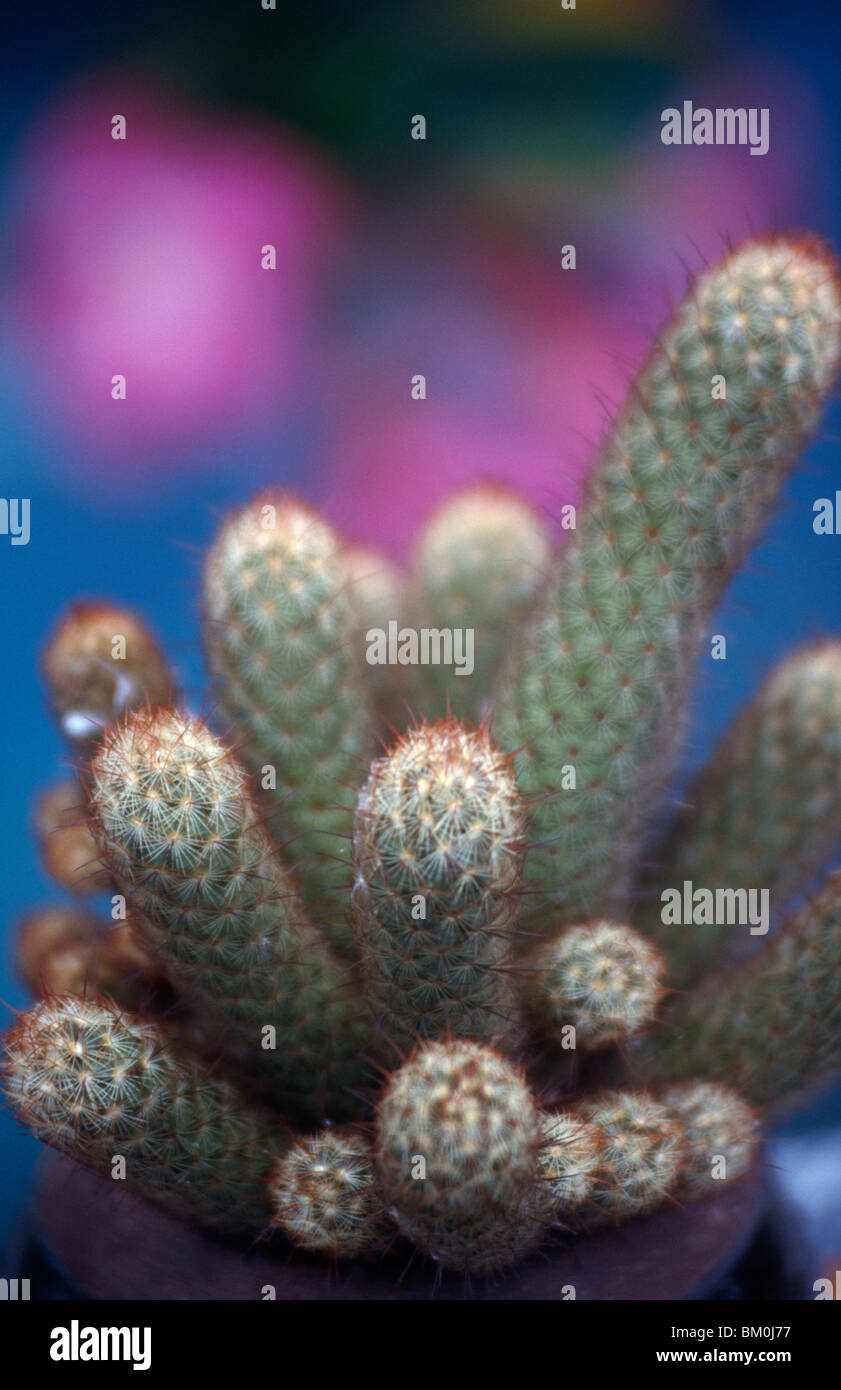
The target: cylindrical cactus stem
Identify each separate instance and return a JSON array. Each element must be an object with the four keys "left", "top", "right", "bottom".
[
  {"left": 345, "top": 544, "right": 410, "bottom": 731},
  {"left": 538, "top": 1111, "right": 604, "bottom": 1221},
  {"left": 203, "top": 493, "right": 376, "bottom": 932},
  {"left": 494, "top": 236, "right": 841, "bottom": 926},
  {"left": 523, "top": 921, "right": 665, "bottom": 1052},
  {"left": 34, "top": 781, "right": 109, "bottom": 895},
  {"left": 575, "top": 1090, "right": 685, "bottom": 1226},
  {"left": 636, "top": 870, "right": 841, "bottom": 1116},
  {"left": 43, "top": 600, "right": 174, "bottom": 754},
  {"left": 374, "top": 1040, "right": 550, "bottom": 1275},
  {"left": 3, "top": 998, "right": 287, "bottom": 1235},
  {"left": 351, "top": 720, "right": 526, "bottom": 1051},
  {"left": 661, "top": 1081, "right": 759, "bottom": 1199},
  {"left": 410, "top": 483, "right": 551, "bottom": 725},
  {"left": 14, "top": 907, "right": 157, "bottom": 1010},
  {"left": 636, "top": 642, "right": 841, "bottom": 986},
  {"left": 269, "top": 1127, "right": 384, "bottom": 1260},
  {"left": 89, "top": 706, "right": 369, "bottom": 1118}
]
